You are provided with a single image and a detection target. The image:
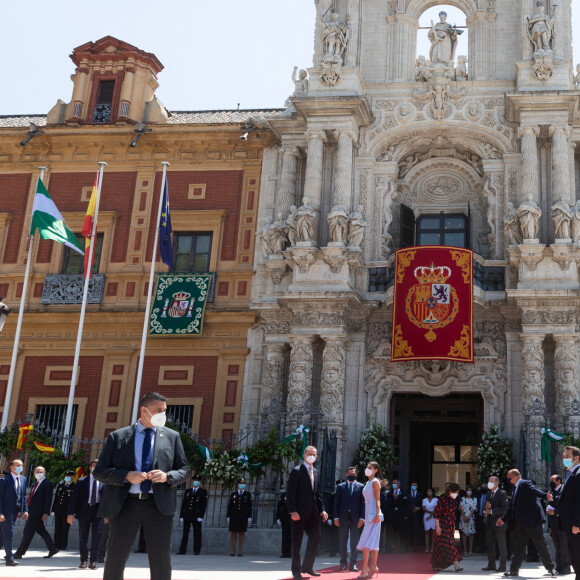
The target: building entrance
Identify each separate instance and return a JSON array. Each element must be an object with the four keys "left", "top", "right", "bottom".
[{"left": 391, "top": 394, "right": 483, "bottom": 494}]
